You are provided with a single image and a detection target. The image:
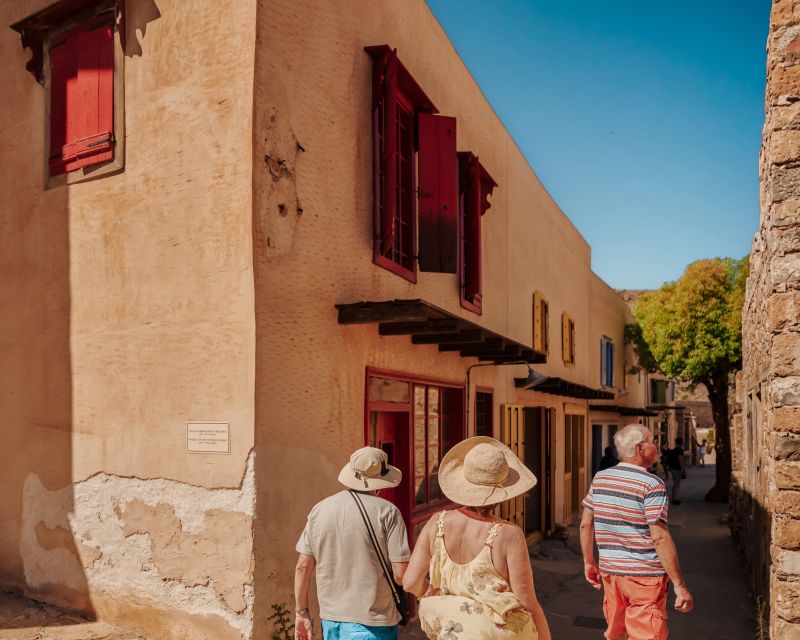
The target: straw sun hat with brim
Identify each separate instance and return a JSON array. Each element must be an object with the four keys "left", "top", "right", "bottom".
[
  {"left": 438, "top": 436, "right": 537, "bottom": 507},
  {"left": 338, "top": 446, "right": 402, "bottom": 491}
]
